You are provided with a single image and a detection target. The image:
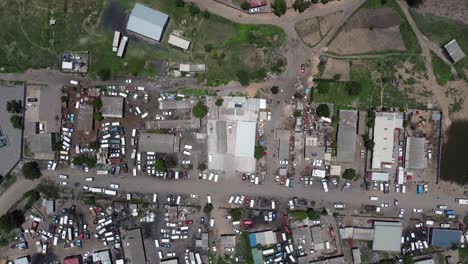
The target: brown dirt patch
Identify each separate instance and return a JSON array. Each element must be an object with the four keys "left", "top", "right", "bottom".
[
  {"left": 295, "top": 11, "right": 343, "bottom": 46},
  {"left": 417, "top": 0, "right": 468, "bottom": 24},
  {"left": 321, "top": 58, "right": 350, "bottom": 81},
  {"left": 241, "top": 47, "right": 265, "bottom": 68},
  {"left": 328, "top": 7, "right": 406, "bottom": 54}
]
